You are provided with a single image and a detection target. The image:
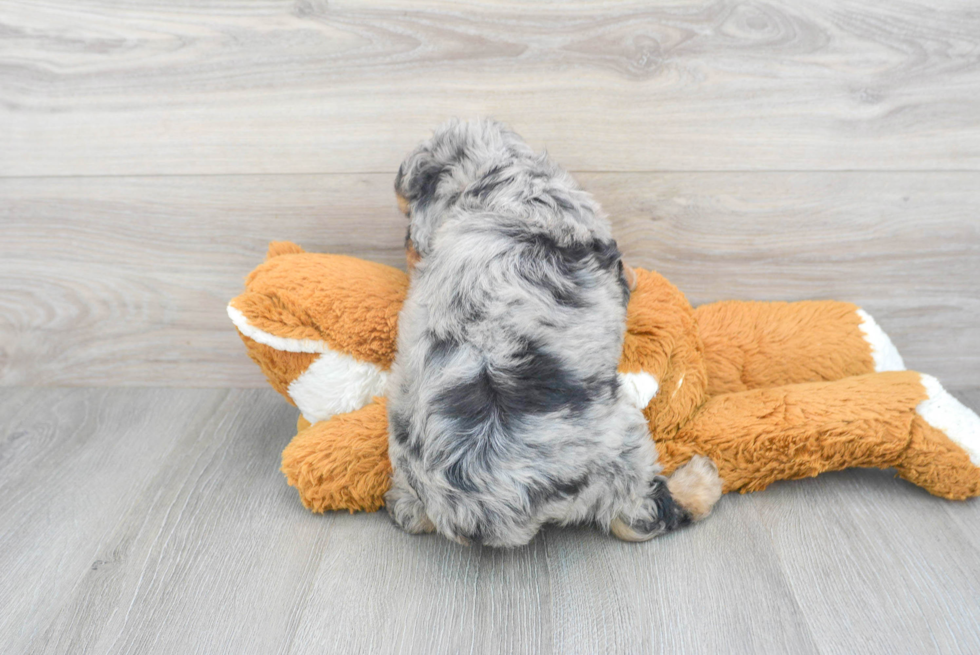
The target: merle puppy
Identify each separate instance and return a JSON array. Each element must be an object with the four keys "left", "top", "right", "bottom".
[{"left": 386, "top": 119, "right": 721, "bottom": 547}]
